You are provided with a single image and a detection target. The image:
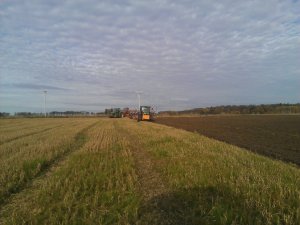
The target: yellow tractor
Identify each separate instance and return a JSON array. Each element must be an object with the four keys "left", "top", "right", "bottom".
[{"left": 137, "top": 106, "right": 154, "bottom": 122}]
